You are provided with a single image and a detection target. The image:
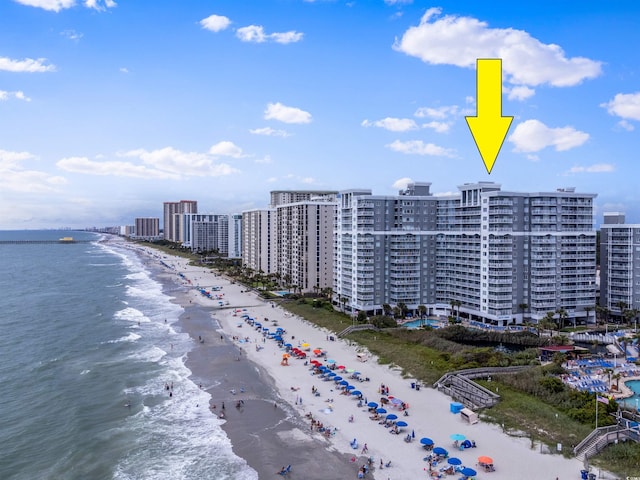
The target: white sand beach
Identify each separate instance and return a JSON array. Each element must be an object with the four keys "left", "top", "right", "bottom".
[{"left": 134, "top": 244, "right": 616, "bottom": 480}]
